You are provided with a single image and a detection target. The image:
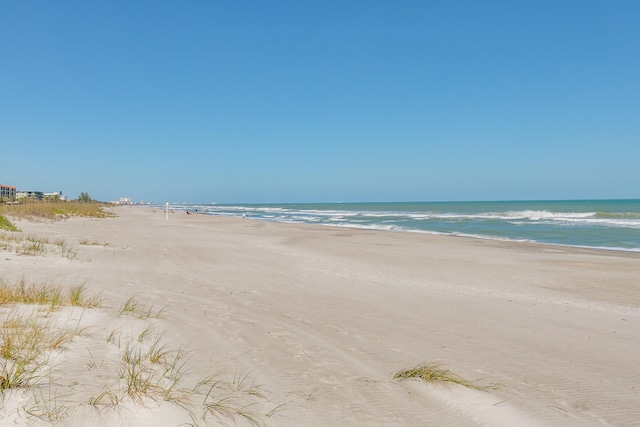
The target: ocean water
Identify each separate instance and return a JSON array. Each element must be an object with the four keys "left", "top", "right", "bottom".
[{"left": 164, "top": 200, "right": 640, "bottom": 252}]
